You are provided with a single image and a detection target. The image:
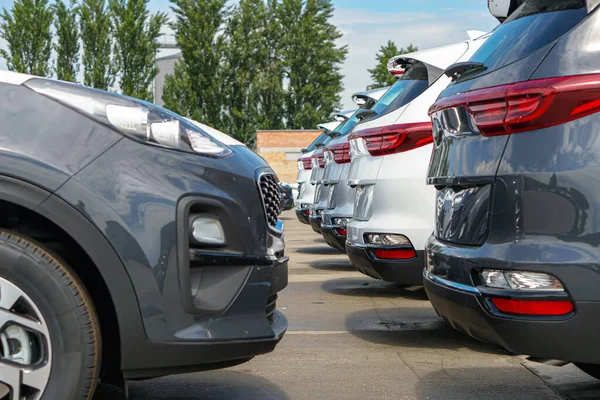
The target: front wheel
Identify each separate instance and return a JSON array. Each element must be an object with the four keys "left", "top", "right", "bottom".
[
  {"left": 0, "top": 231, "right": 101, "bottom": 399},
  {"left": 574, "top": 363, "right": 600, "bottom": 380}
]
